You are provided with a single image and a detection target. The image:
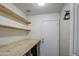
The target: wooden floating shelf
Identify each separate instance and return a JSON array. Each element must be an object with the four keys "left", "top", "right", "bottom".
[
  {"left": 0, "top": 39, "right": 40, "bottom": 56},
  {"left": 0, "top": 24, "right": 31, "bottom": 31},
  {"left": 0, "top": 4, "right": 31, "bottom": 24}
]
